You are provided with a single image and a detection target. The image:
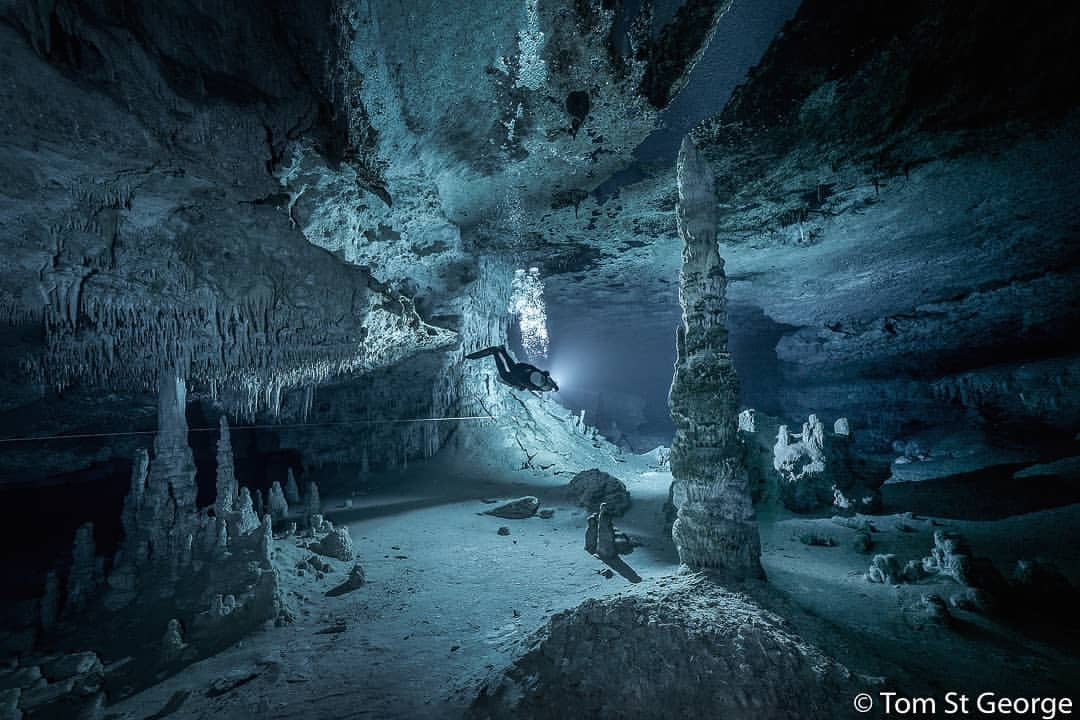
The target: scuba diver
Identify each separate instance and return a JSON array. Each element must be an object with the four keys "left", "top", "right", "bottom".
[{"left": 465, "top": 346, "right": 559, "bottom": 393}]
